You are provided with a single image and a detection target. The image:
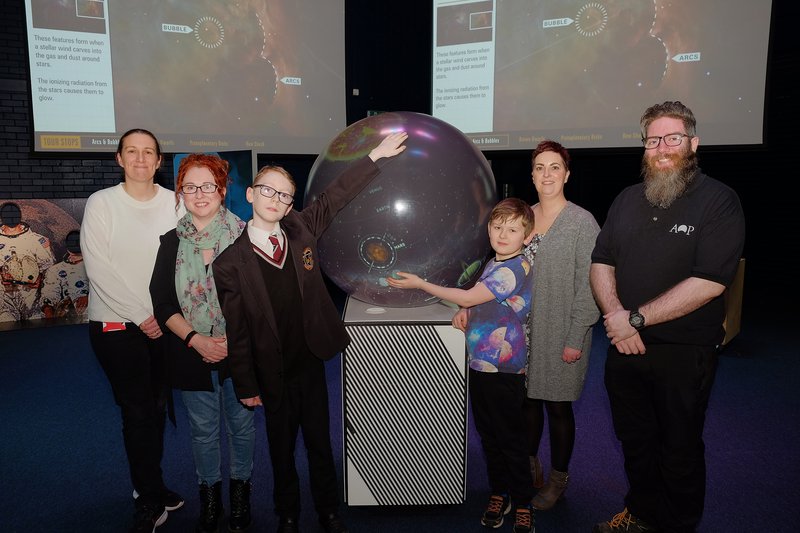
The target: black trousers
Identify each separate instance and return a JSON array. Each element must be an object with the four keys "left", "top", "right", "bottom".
[
  {"left": 469, "top": 369, "right": 533, "bottom": 506},
  {"left": 264, "top": 358, "right": 339, "bottom": 518},
  {"left": 89, "top": 321, "right": 169, "bottom": 507},
  {"left": 605, "top": 343, "right": 718, "bottom": 533}
]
